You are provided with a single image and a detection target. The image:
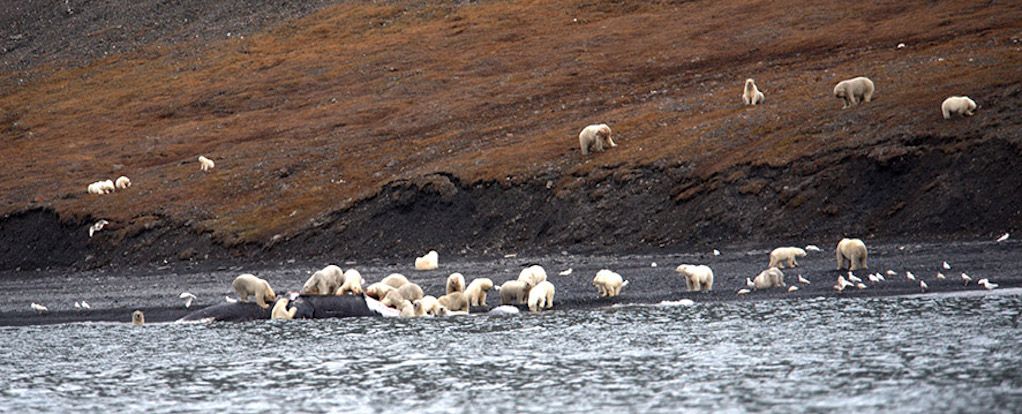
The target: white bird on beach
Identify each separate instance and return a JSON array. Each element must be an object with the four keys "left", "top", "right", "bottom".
[
  {"left": 88, "top": 219, "right": 110, "bottom": 238},
  {"left": 978, "top": 279, "right": 998, "bottom": 290},
  {"left": 847, "top": 272, "right": 862, "bottom": 283},
  {"left": 906, "top": 272, "right": 917, "bottom": 281},
  {"left": 558, "top": 268, "right": 573, "bottom": 276},
  {"left": 746, "top": 277, "right": 756, "bottom": 289},
  {"left": 805, "top": 245, "right": 821, "bottom": 252},
  {"left": 651, "top": 262, "right": 657, "bottom": 268},
  {"left": 81, "top": 301, "right": 90, "bottom": 309},
  {"left": 996, "top": 233, "right": 1009, "bottom": 242},
  {"left": 712, "top": 249, "right": 721, "bottom": 256},
  {"left": 179, "top": 292, "right": 197, "bottom": 308},
  {"left": 737, "top": 288, "right": 751, "bottom": 295},
  {"left": 961, "top": 273, "right": 972, "bottom": 285},
  {"left": 788, "top": 286, "right": 799, "bottom": 293},
  {"left": 943, "top": 261, "right": 952, "bottom": 270},
  {"left": 856, "top": 283, "right": 867, "bottom": 290},
  {"left": 920, "top": 280, "right": 928, "bottom": 292},
  {"left": 868, "top": 273, "right": 880, "bottom": 283},
  {"left": 74, "top": 301, "right": 81, "bottom": 309},
  {"left": 936, "top": 272, "right": 946, "bottom": 280},
  {"left": 835, "top": 275, "right": 853, "bottom": 292},
  {"left": 224, "top": 296, "right": 238, "bottom": 304},
  {"left": 886, "top": 270, "right": 897, "bottom": 277},
  {"left": 798, "top": 274, "right": 811, "bottom": 285},
  {"left": 31, "top": 303, "right": 48, "bottom": 314},
  {"left": 876, "top": 273, "right": 886, "bottom": 282}
]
